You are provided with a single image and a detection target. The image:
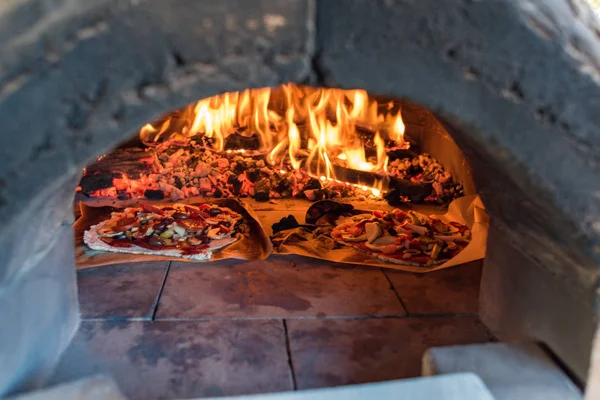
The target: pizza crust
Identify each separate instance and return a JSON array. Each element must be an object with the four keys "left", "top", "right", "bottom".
[
  {"left": 334, "top": 239, "right": 448, "bottom": 267},
  {"left": 84, "top": 214, "right": 239, "bottom": 261}
]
